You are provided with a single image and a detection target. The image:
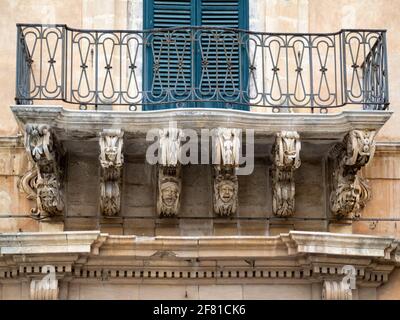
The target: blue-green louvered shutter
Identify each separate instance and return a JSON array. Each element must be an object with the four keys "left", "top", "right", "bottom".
[
  {"left": 144, "top": 0, "right": 194, "bottom": 110},
  {"left": 144, "top": 0, "right": 249, "bottom": 110},
  {"left": 198, "top": 0, "right": 248, "bottom": 110}
]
